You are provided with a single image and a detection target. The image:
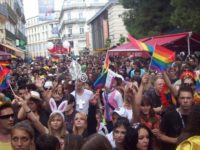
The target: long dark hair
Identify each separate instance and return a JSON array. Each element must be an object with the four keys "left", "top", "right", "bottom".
[
  {"left": 140, "top": 96, "right": 156, "bottom": 120},
  {"left": 123, "top": 124, "right": 153, "bottom": 150}
]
